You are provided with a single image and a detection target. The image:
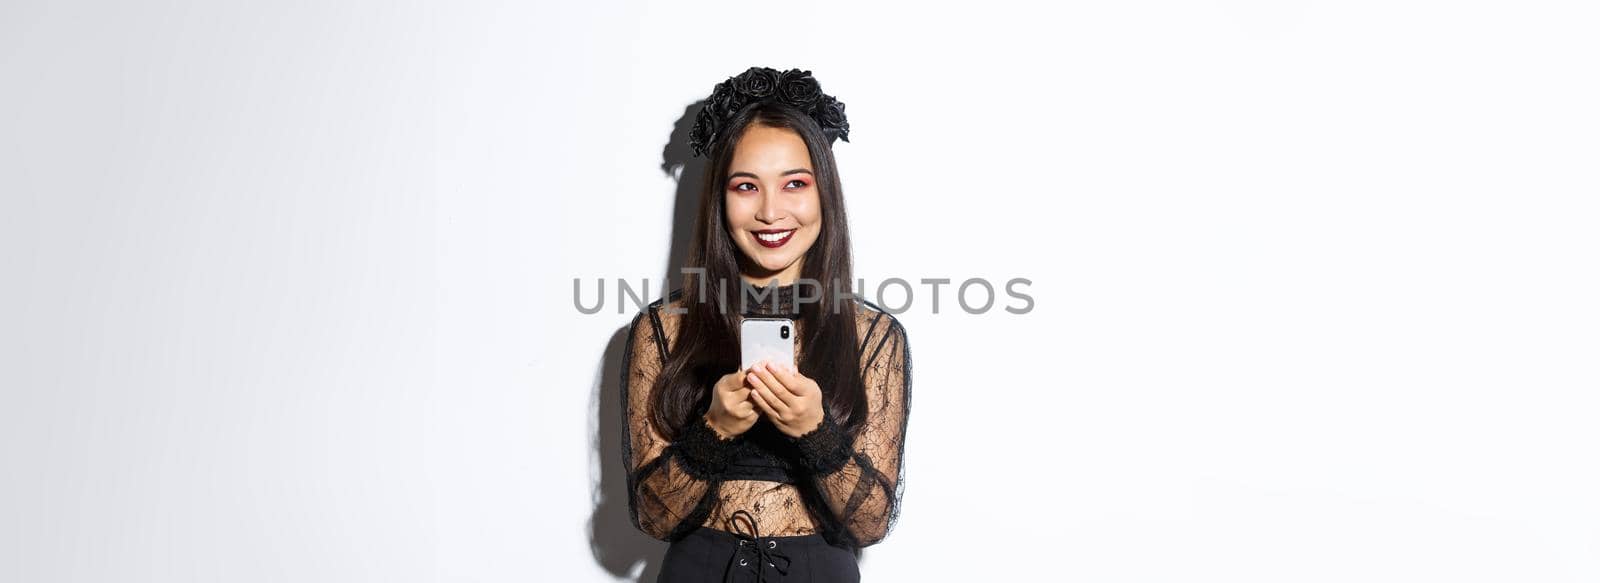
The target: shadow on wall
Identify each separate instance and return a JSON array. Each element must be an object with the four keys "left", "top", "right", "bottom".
[{"left": 586, "top": 101, "right": 707, "bottom": 582}]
